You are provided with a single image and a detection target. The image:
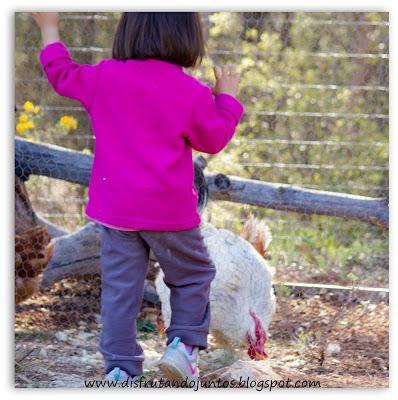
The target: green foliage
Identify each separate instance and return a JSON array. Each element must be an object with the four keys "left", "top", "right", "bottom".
[{"left": 137, "top": 319, "right": 158, "bottom": 335}]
